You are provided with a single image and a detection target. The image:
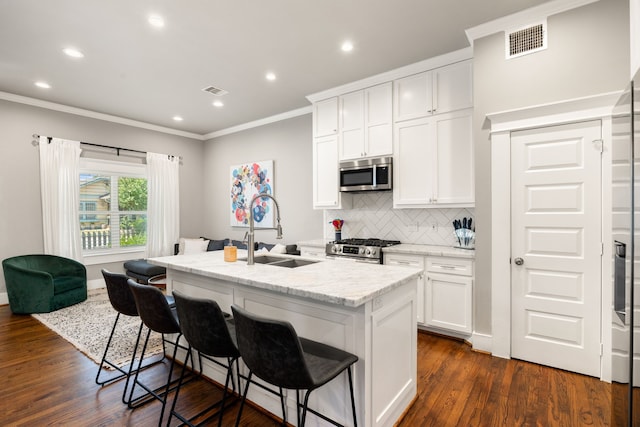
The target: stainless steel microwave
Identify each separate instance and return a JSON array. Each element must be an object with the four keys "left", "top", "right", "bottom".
[{"left": 339, "top": 156, "right": 392, "bottom": 192}]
